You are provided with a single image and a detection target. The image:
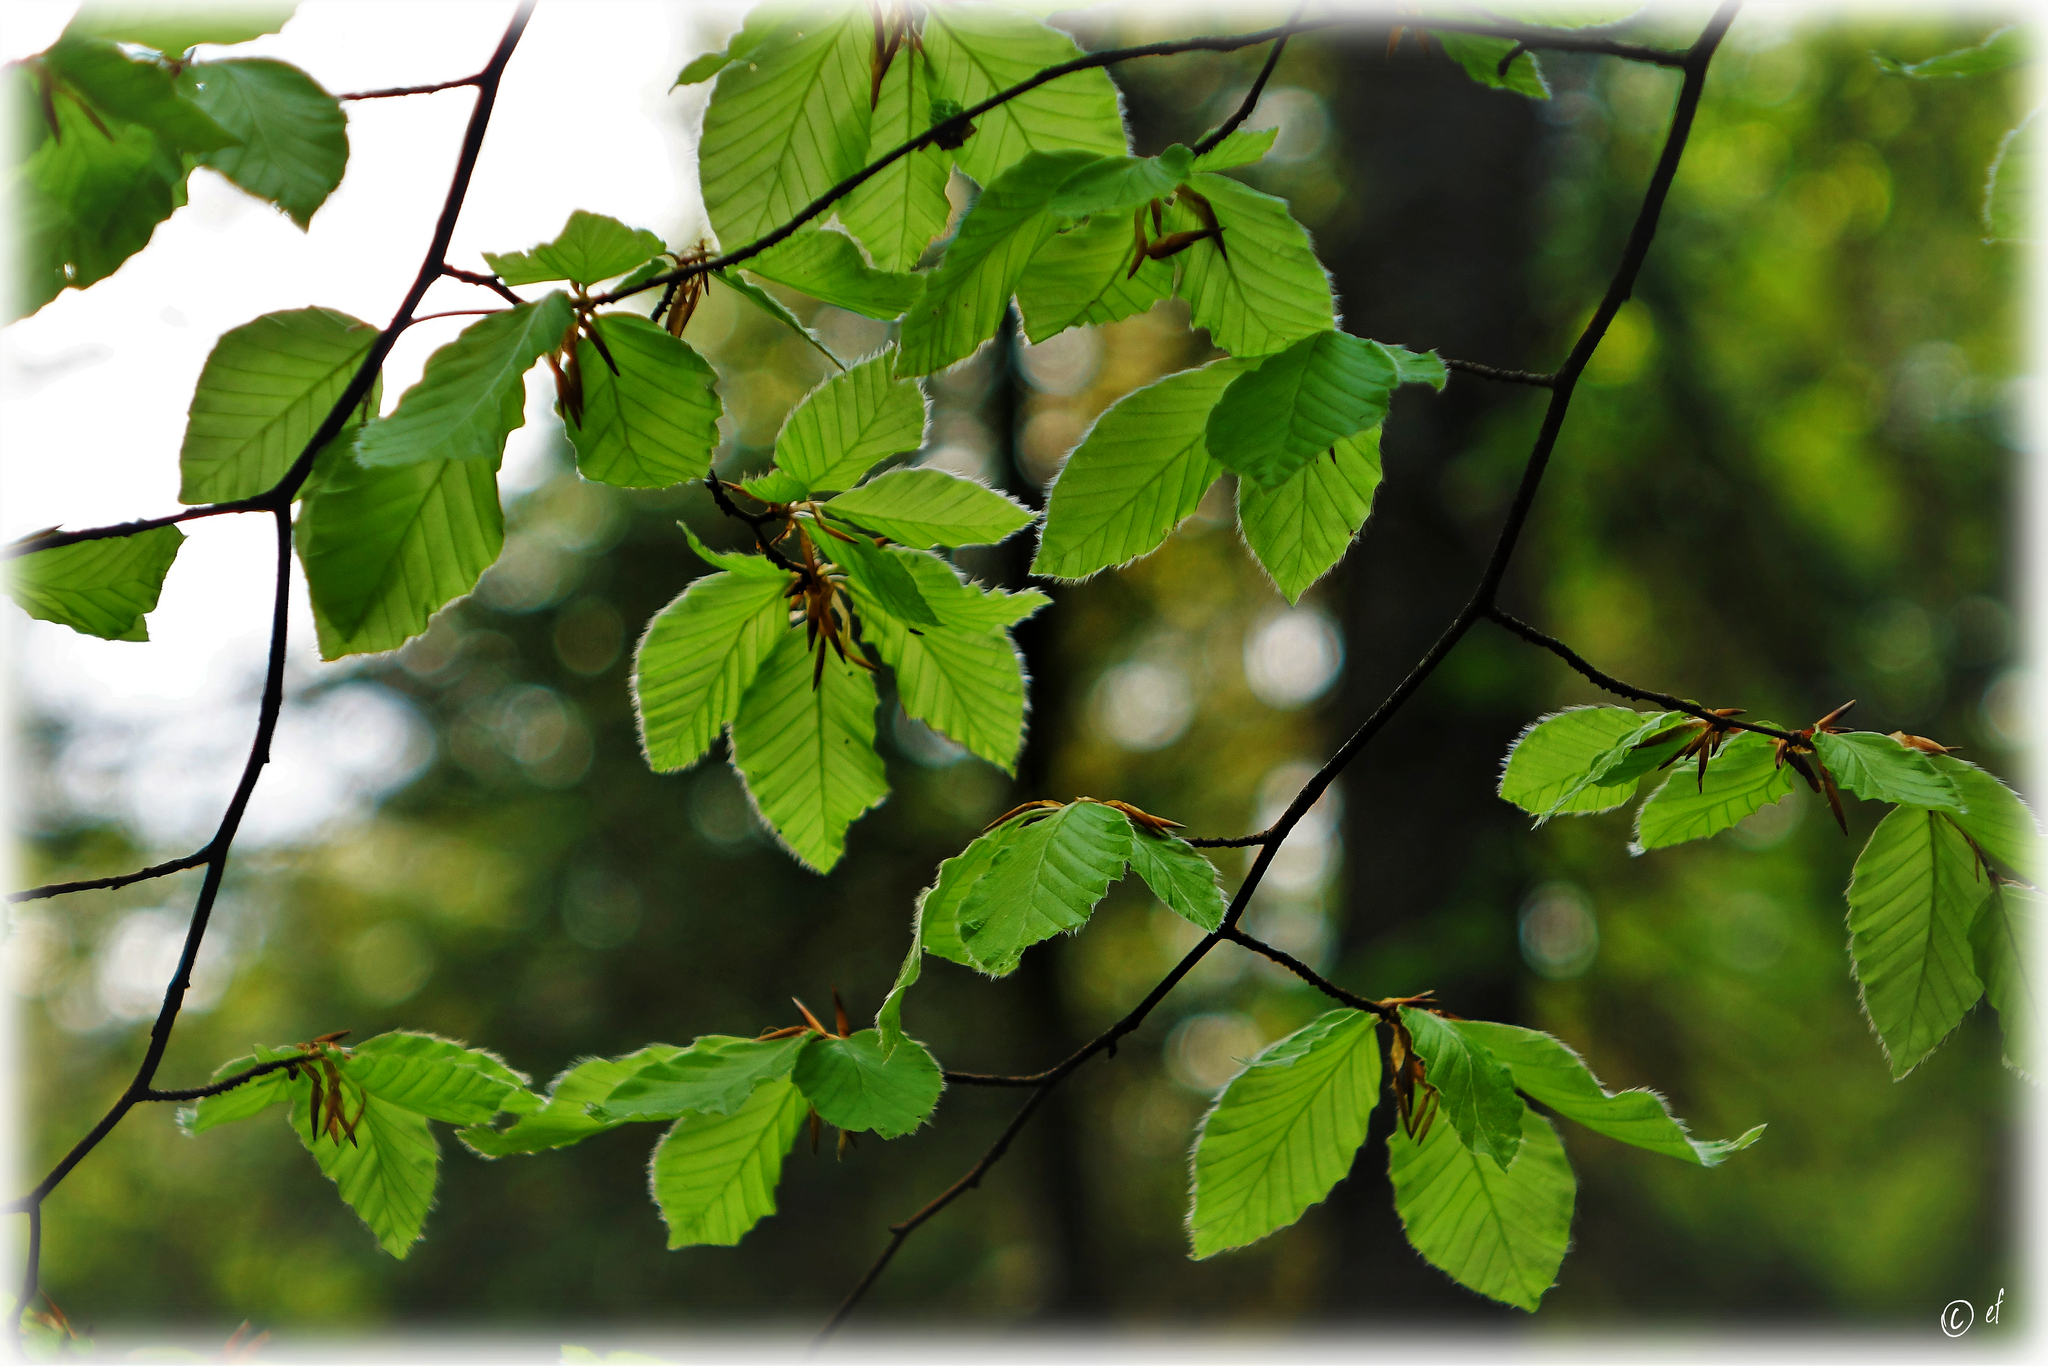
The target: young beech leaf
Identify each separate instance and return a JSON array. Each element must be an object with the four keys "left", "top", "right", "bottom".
[
  {"left": 1190, "top": 127, "right": 1279, "bottom": 173},
  {"left": 483, "top": 210, "right": 666, "bottom": 287},
  {"left": 823, "top": 468, "right": 1034, "bottom": 549},
  {"left": 633, "top": 571, "right": 791, "bottom": 772},
  {"left": 179, "top": 306, "right": 379, "bottom": 504},
  {"left": 1167, "top": 172, "right": 1335, "bottom": 358},
  {"left": 1238, "top": 425, "right": 1382, "bottom": 604},
  {"left": 179, "top": 58, "right": 347, "bottom": 228},
  {"left": 771, "top": 351, "right": 928, "bottom": 497},
  {"left": 1399, "top": 1008, "right": 1523, "bottom": 1170},
  {"left": 913, "top": 820, "right": 1031, "bottom": 970},
  {"left": 8, "top": 524, "right": 184, "bottom": 642},
  {"left": 698, "top": 6, "right": 872, "bottom": 251},
  {"left": 1206, "top": 331, "right": 1404, "bottom": 489},
  {"left": 296, "top": 450, "right": 502, "bottom": 660},
  {"left": 729, "top": 627, "right": 889, "bottom": 874},
  {"left": 822, "top": 522, "right": 940, "bottom": 626},
  {"left": 897, "top": 149, "right": 1101, "bottom": 378},
  {"left": 1875, "top": 26, "right": 2024, "bottom": 79},
  {"left": 792, "top": 1029, "right": 944, "bottom": 1138},
  {"left": 288, "top": 1078, "right": 440, "bottom": 1259},
  {"left": 678, "top": 524, "right": 789, "bottom": 580},
  {"left": 1631, "top": 730, "right": 1795, "bottom": 854},
  {"left": 593, "top": 1035, "right": 811, "bottom": 1122},
  {"left": 650, "top": 1075, "right": 806, "bottom": 1249},
  {"left": 1986, "top": 107, "right": 2032, "bottom": 242},
  {"left": 354, "top": 293, "right": 574, "bottom": 468},
  {"left": 565, "top": 314, "right": 721, "bottom": 488},
  {"left": 711, "top": 268, "right": 847, "bottom": 372},
  {"left": 460, "top": 1045, "right": 687, "bottom": 1157},
  {"left": 1014, "top": 213, "right": 1173, "bottom": 343},
  {"left": 957, "top": 801, "right": 1135, "bottom": 976},
  {"left": 1126, "top": 831, "right": 1227, "bottom": 932},
  {"left": 1433, "top": 29, "right": 1551, "bottom": 99},
  {"left": 919, "top": 2, "right": 1129, "bottom": 190},
  {"left": 342, "top": 1032, "right": 536, "bottom": 1125},
  {"left": 877, "top": 910, "right": 927, "bottom": 1059},
  {"left": 745, "top": 227, "right": 921, "bottom": 320},
  {"left": 1499, "top": 706, "right": 1668, "bottom": 819},
  {"left": 838, "top": 37, "right": 952, "bottom": 272},
  {"left": 1032, "top": 358, "right": 1257, "bottom": 581},
  {"left": 41, "top": 35, "right": 239, "bottom": 153},
  {"left": 1813, "top": 731, "right": 1967, "bottom": 813},
  {"left": 1971, "top": 883, "right": 2038, "bottom": 1080},
  {"left": 1188, "top": 1009, "right": 1381, "bottom": 1258},
  {"left": 1848, "top": 806, "right": 1991, "bottom": 1078},
  {"left": 1930, "top": 755, "right": 2042, "bottom": 883},
  {"left": 64, "top": 4, "right": 295, "bottom": 54},
  {"left": 1389, "top": 1107, "right": 1573, "bottom": 1313},
  {"left": 1050, "top": 146, "right": 1193, "bottom": 219},
  {"left": 1454, "top": 1020, "right": 1765, "bottom": 1165},
  {"left": 177, "top": 1045, "right": 301, "bottom": 1134}
]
